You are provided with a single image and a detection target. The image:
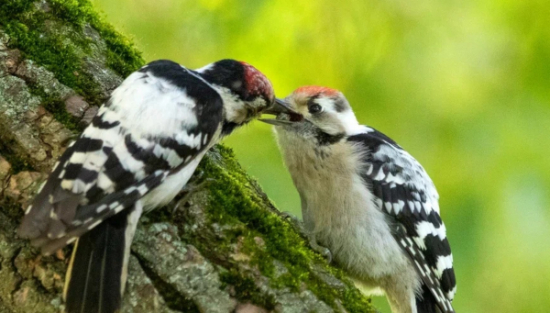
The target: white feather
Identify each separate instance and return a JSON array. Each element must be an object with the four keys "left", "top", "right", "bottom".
[
  {"left": 142, "top": 151, "right": 206, "bottom": 210},
  {"left": 109, "top": 72, "right": 199, "bottom": 139},
  {"left": 434, "top": 254, "right": 453, "bottom": 278},
  {"left": 415, "top": 221, "right": 447, "bottom": 240}
]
